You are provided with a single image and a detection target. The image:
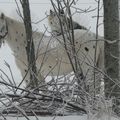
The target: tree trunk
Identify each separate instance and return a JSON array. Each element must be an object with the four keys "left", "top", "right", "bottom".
[
  {"left": 103, "top": 0, "right": 120, "bottom": 114},
  {"left": 21, "top": 0, "right": 38, "bottom": 90}
]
